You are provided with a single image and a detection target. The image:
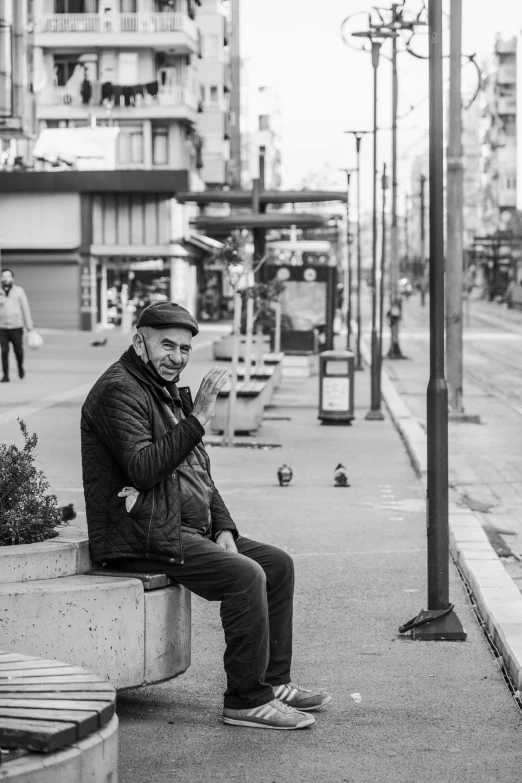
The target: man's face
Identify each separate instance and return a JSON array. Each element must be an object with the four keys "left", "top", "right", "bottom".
[
  {"left": 133, "top": 326, "right": 193, "bottom": 382},
  {"left": 1, "top": 271, "right": 14, "bottom": 288}
]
